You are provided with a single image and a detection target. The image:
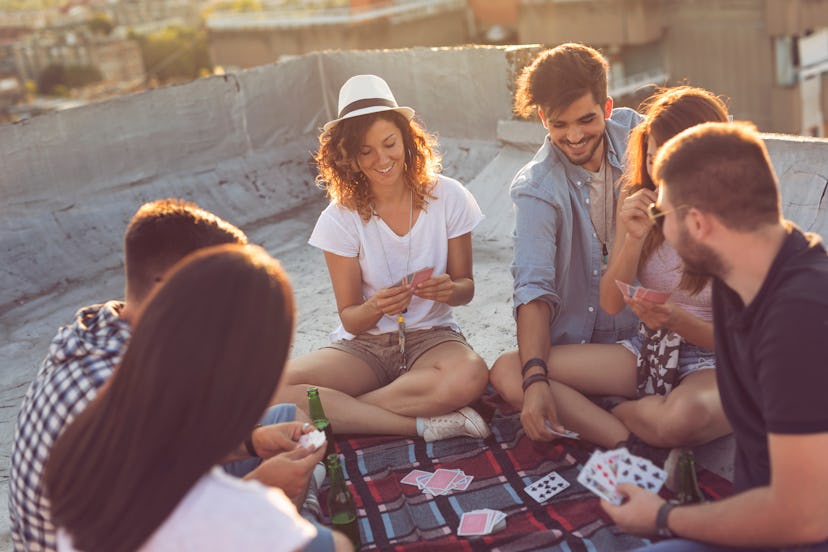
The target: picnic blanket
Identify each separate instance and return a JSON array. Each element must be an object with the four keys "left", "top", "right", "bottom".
[{"left": 319, "top": 389, "right": 733, "bottom": 551}]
